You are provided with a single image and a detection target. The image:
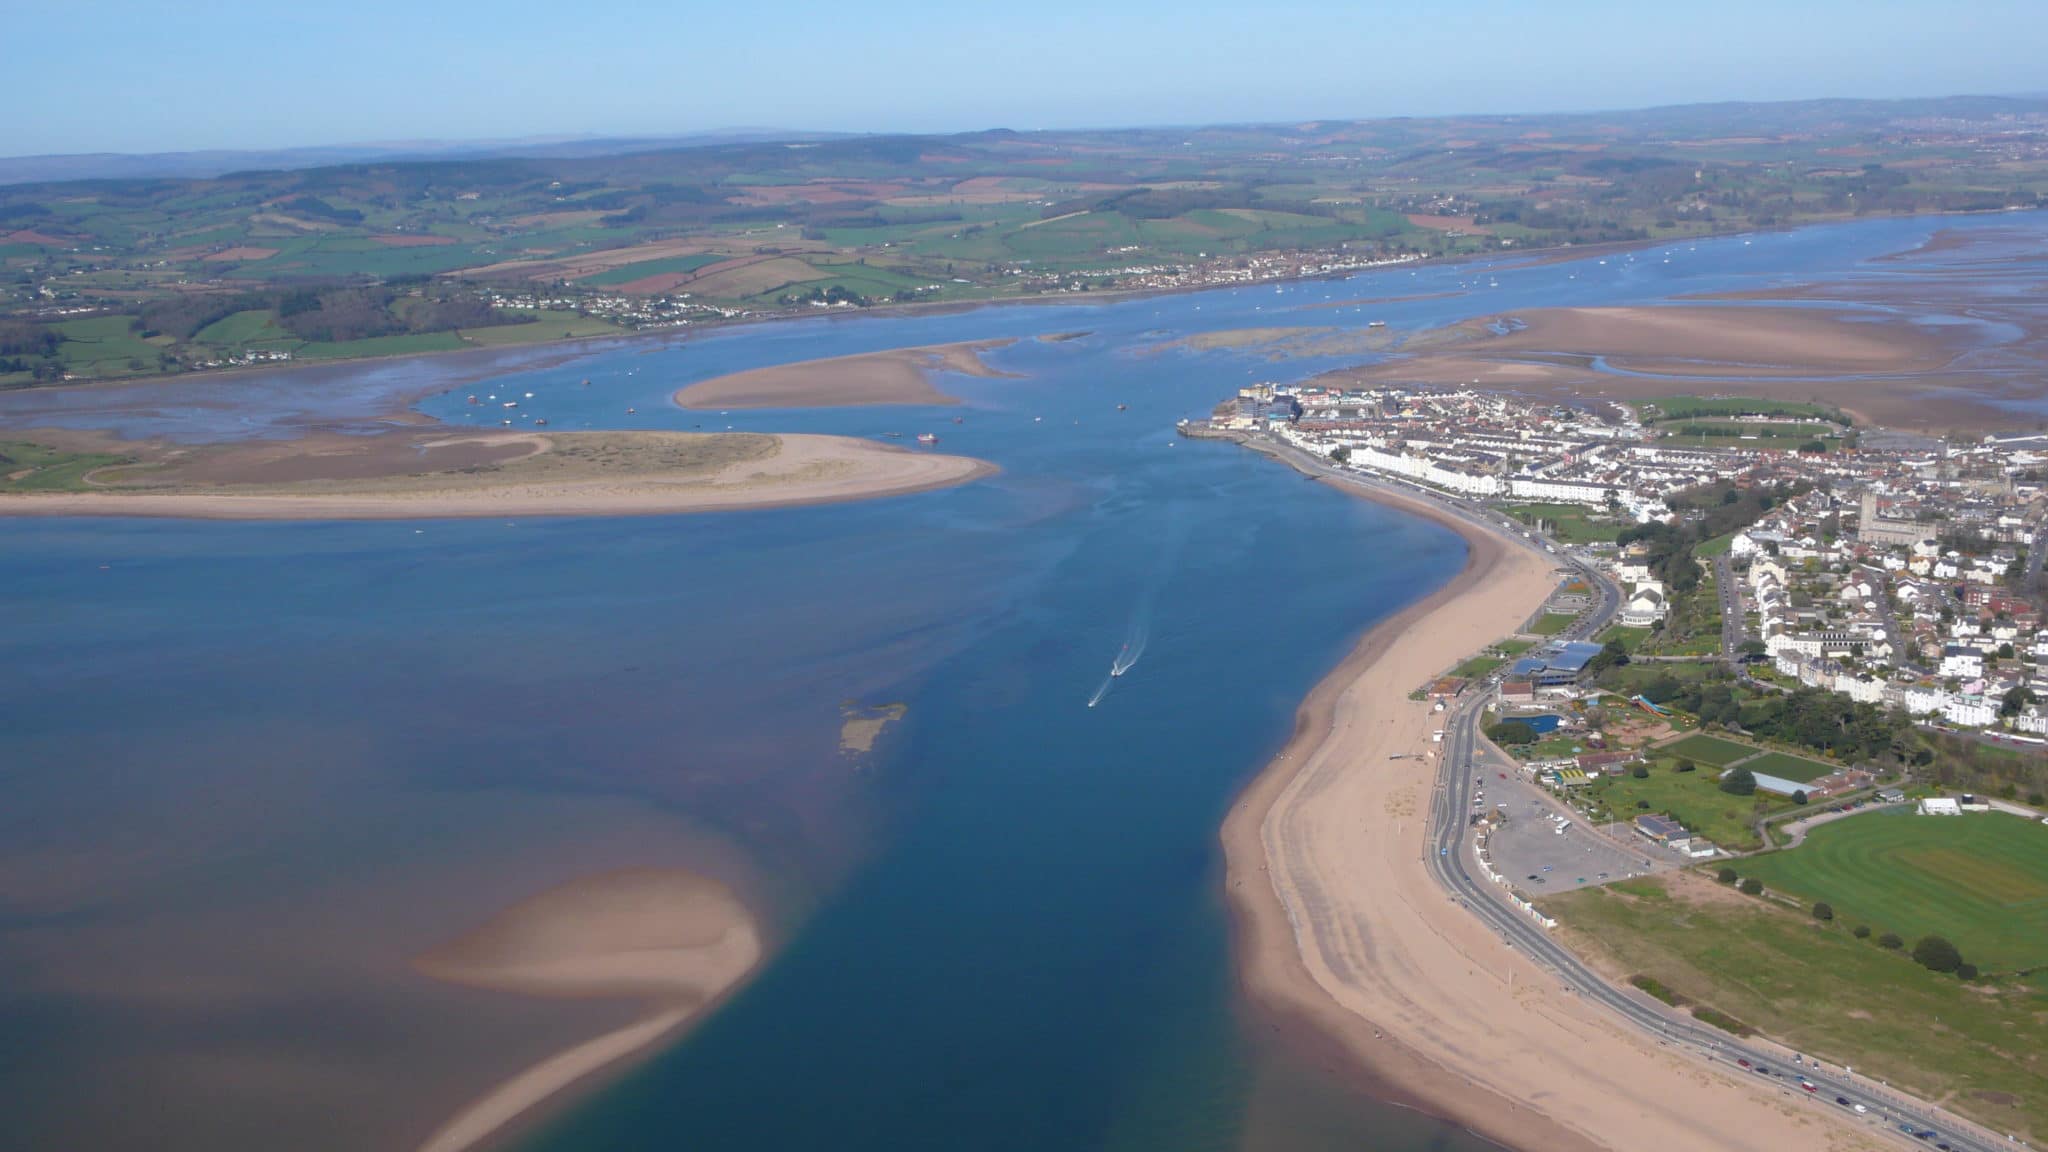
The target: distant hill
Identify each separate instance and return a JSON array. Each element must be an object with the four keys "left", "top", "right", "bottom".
[
  {"left": 4, "top": 92, "right": 2045, "bottom": 389},
  {"left": 0, "top": 129, "right": 847, "bottom": 186}
]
